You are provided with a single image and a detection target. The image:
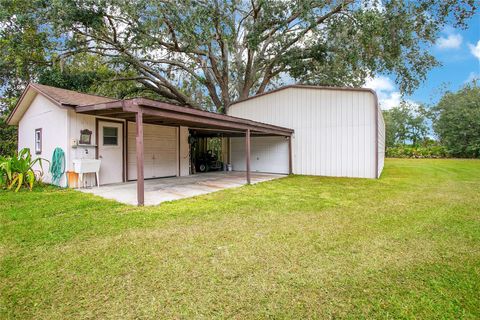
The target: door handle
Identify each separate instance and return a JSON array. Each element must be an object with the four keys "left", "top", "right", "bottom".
[{"left": 99, "top": 155, "right": 103, "bottom": 159}]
